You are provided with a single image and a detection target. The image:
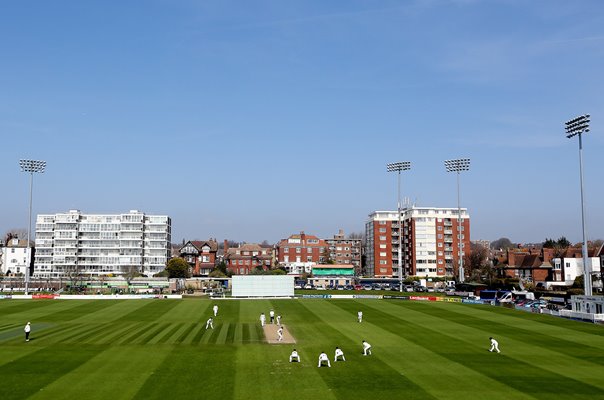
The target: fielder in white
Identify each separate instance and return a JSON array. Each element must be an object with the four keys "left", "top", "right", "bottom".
[
  {"left": 362, "top": 340, "right": 372, "bottom": 356},
  {"left": 334, "top": 347, "right": 346, "bottom": 362},
  {"left": 277, "top": 326, "right": 284, "bottom": 342},
  {"left": 358, "top": 311, "right": 363, "bottom": 323},
  {"left": 206, "top": 317, "right": 214, "bottom": 330},
  {"left": 289, "top": 349, "right": 300, "bottom": 363},
  {"left": 276, "top": 314, "right": 281, "bottom": 325},
  {"left": 260, "top": 313, "right": 266, "bottom": 327},
  {"left": 269, "top": 309, "right": 275, "bottom": 324},
  {"left": 489, "top": 337, "right": 500, "bottom": 353},
  {"left": 24, "top": 322, "right": 31, "bottom": 342},
  {"left": 213, "top": 304, "right": 219, "bottom": 316},
  {"left": 318, "top": 351, "right": 331, "bottom": 367}
]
